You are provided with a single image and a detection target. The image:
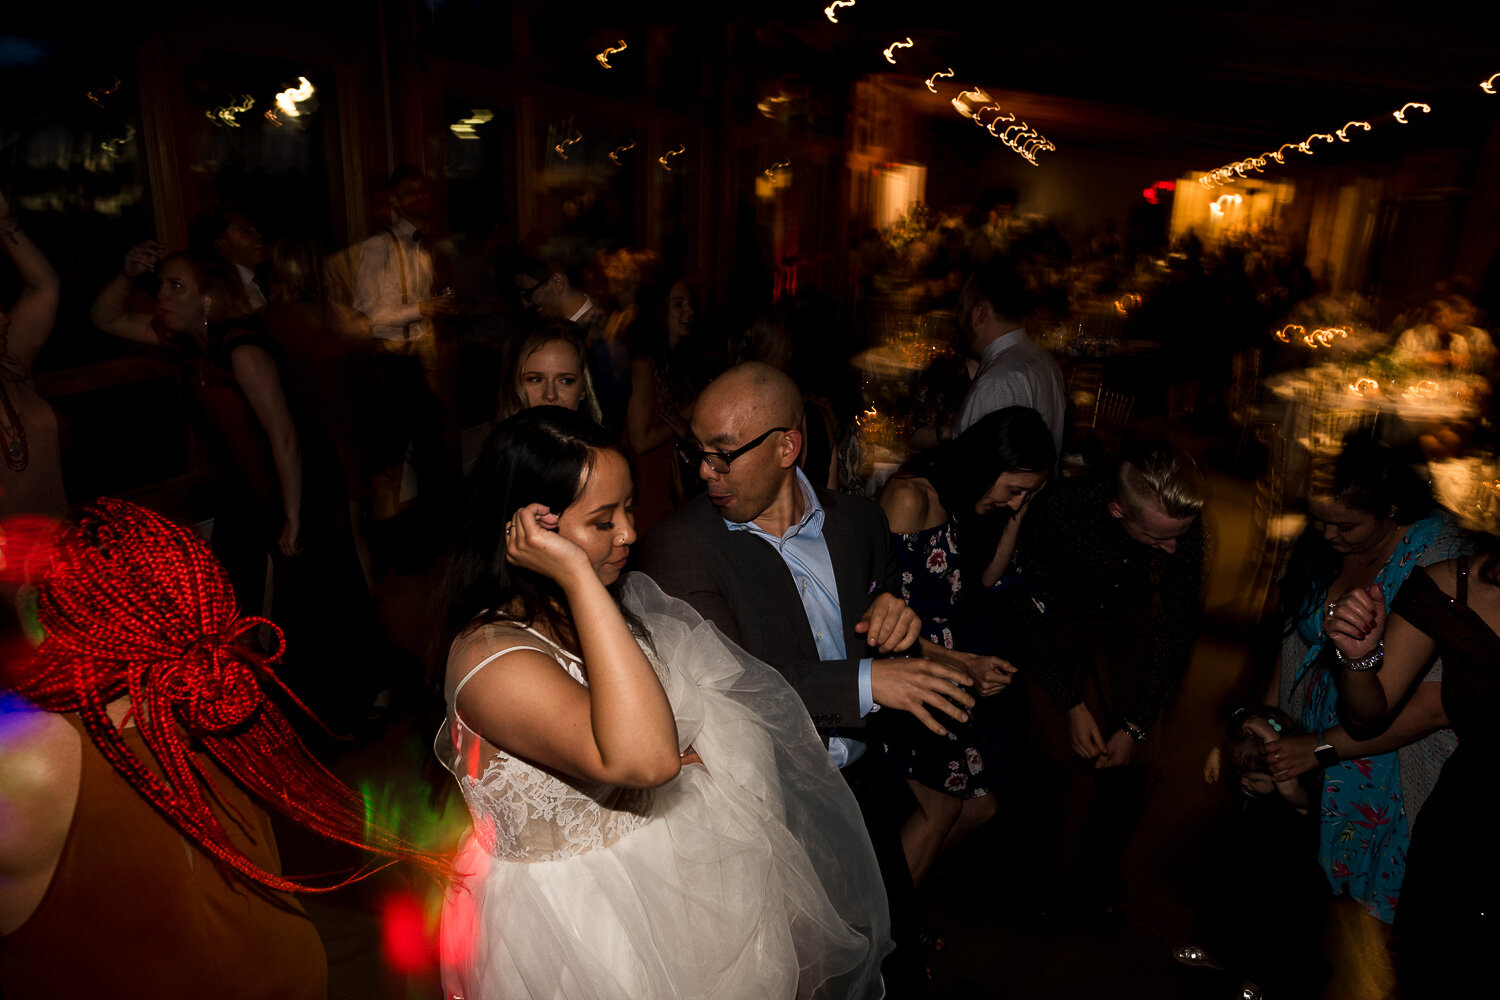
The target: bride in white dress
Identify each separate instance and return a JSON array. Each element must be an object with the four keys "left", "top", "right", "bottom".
[{"left": 436, "top": 406, "right": 889, "bottom": 999}]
